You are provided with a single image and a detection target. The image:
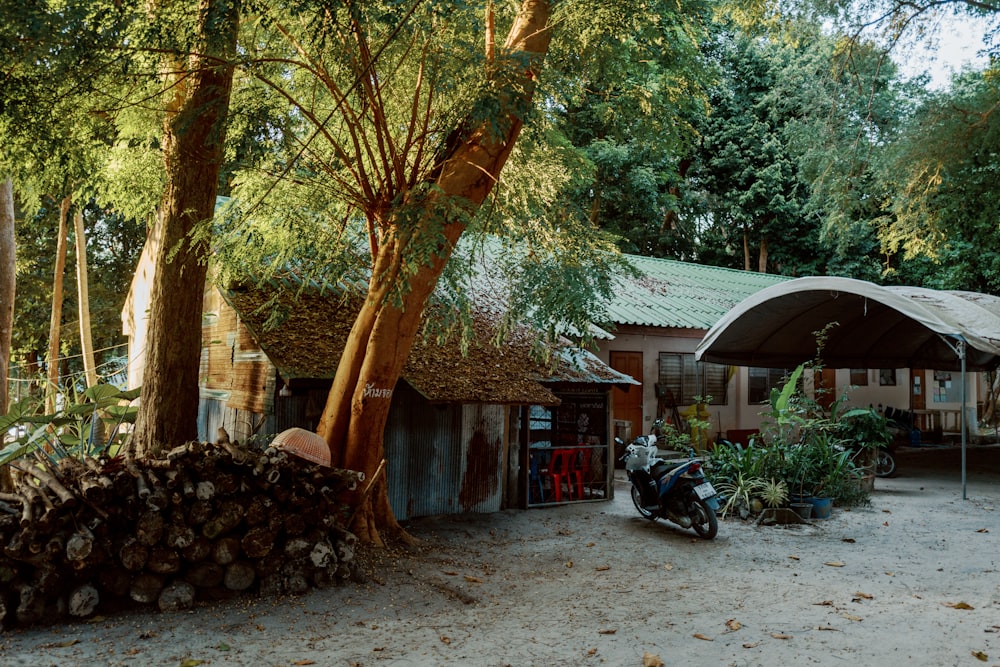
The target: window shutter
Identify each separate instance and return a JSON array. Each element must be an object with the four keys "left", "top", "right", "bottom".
[
  {"left": 658, "top": 354, "right": 683, "bottom": 403},
  {"left": 703, "top": 363, "right": 729, "bottom": 404}
]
